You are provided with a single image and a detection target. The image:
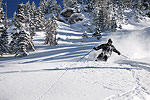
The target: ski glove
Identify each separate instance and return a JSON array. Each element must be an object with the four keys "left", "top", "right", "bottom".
[{"left": 93, "top": 47, "right": 97, "bottom": 50}]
